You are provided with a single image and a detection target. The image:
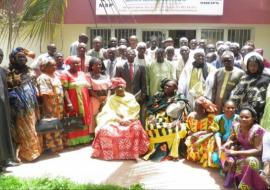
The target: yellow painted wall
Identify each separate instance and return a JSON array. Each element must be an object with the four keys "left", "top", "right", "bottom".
[
  {"left": 1, "top": 23, "right": 270, "bottom": 68},
  {"left": 254, "top": 25, "right": 270, "bottom": 60},
  {"left": 58, "top": 23, "right": 270, "bottom": 59}
]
